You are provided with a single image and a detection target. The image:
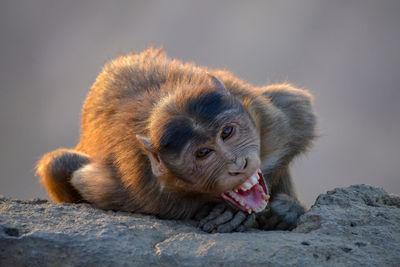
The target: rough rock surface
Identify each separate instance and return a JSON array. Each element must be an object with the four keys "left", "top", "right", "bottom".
[{"left": 1, "top": 184, "right": 399, "bottom": 266}]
